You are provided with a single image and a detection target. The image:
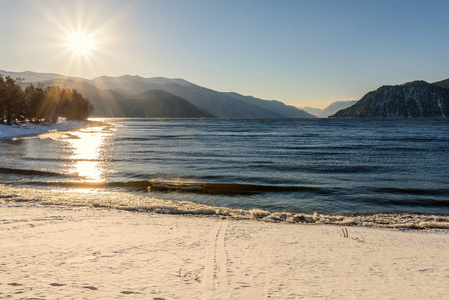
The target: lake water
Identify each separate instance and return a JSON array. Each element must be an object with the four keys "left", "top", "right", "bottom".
[{"left": 1, "top": 118, "right": 449, "bottom": 216}]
